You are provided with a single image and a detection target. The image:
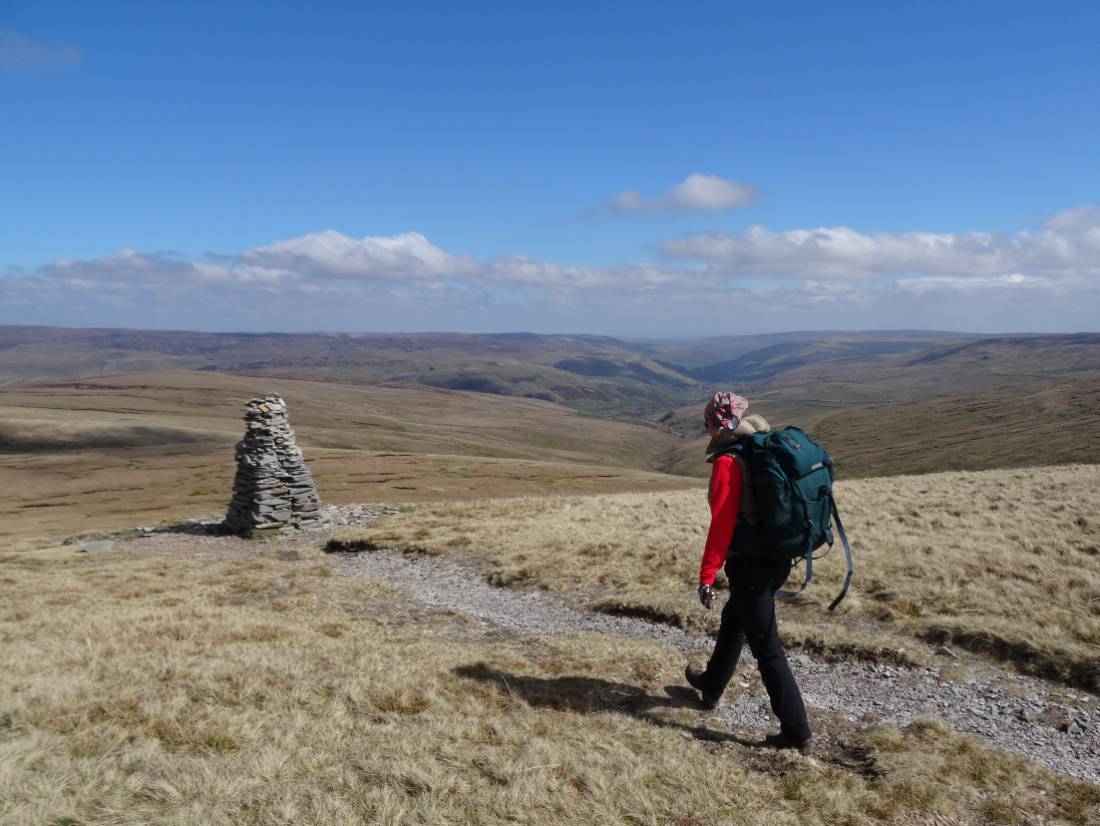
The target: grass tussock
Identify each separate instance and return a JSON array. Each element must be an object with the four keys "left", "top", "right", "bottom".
[
  {"left": 335, "top": 463, "right": 1100, "bottom": 689},
  {"left": 1, "top": 545, "right": 1097, "bottom": 825}
]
